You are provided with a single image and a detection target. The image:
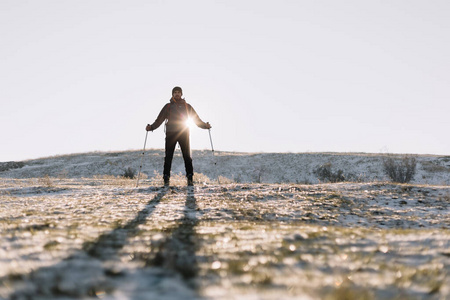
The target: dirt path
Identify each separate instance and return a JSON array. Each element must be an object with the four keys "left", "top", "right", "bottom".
[{"left": 1, "top": 179, "right": 449, "bottom": 299}]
